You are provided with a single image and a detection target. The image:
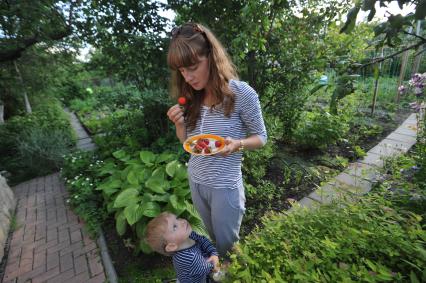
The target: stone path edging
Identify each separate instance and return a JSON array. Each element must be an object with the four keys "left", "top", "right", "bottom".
[{"left": 289, "top": 113, "right": 418, "bottom": 211}]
